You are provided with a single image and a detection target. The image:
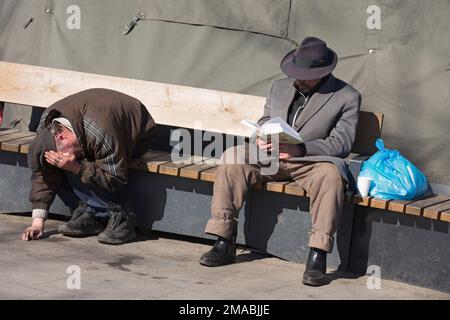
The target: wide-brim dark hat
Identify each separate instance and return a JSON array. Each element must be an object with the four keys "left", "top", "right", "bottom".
[{"left": 281, "top": 36, "right": 338, "bottom": 80}]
